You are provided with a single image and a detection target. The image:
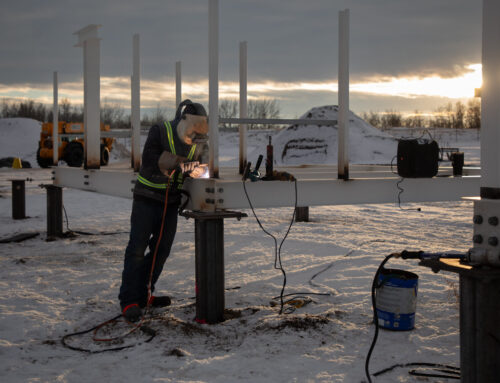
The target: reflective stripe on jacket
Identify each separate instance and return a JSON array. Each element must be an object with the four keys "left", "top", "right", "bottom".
[{"left": 133, "top": 120, "right": 197, "bottom": 204}]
